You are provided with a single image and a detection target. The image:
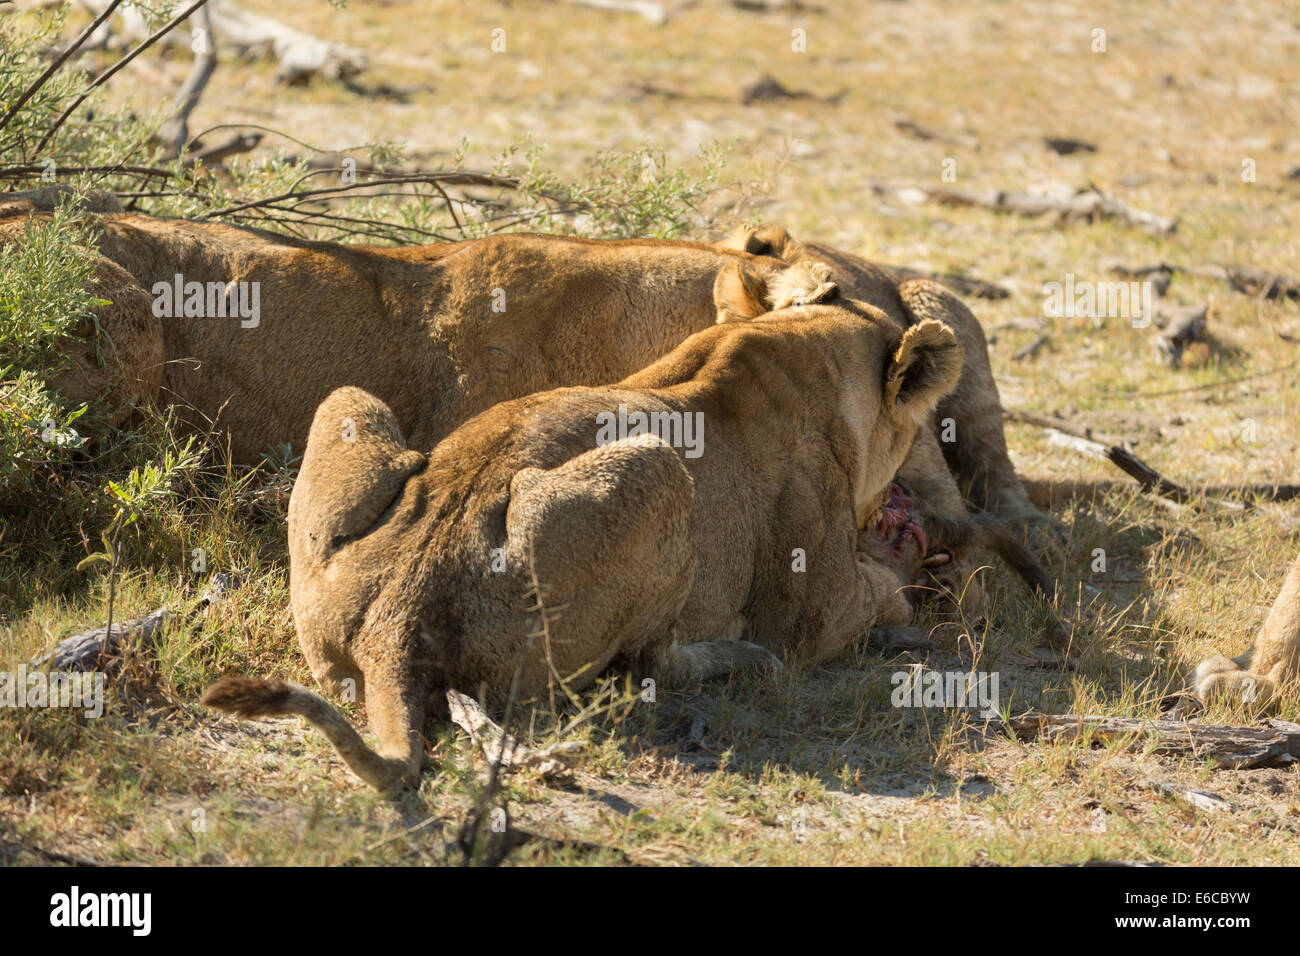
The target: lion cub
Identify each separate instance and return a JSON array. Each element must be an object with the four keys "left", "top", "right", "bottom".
[{"left": 203, "top": 261, "right": 963, "bottom": 790}]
